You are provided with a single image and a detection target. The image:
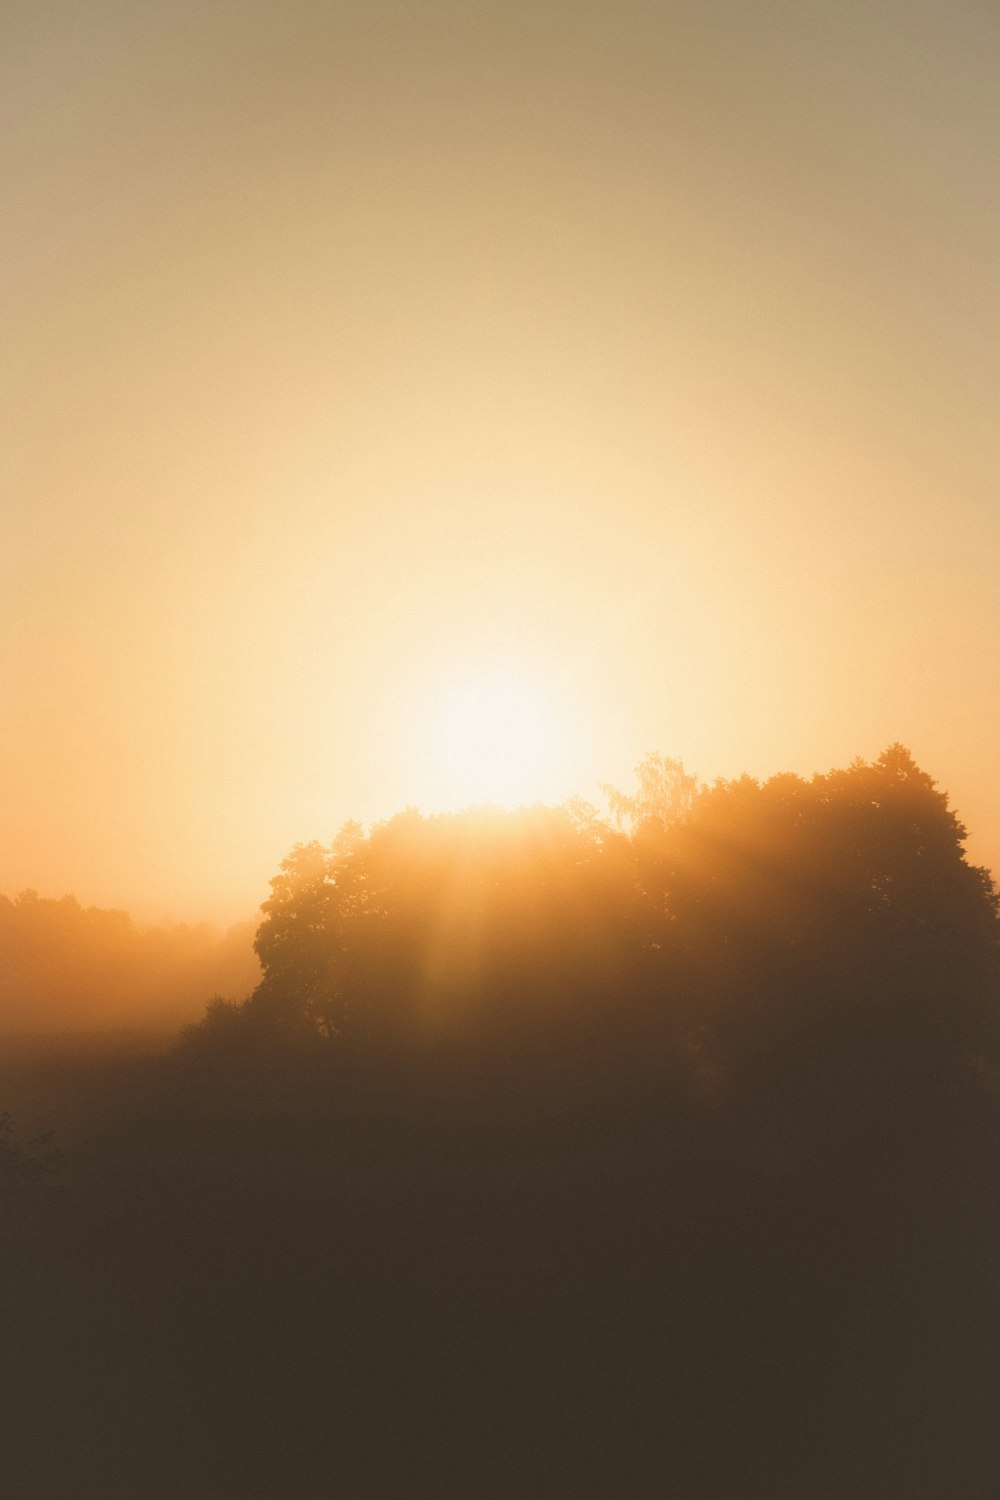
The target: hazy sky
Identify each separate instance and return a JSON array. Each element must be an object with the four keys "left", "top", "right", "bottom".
[{"left": 4, "top": 0, "right": 999, "bottom": 921}]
